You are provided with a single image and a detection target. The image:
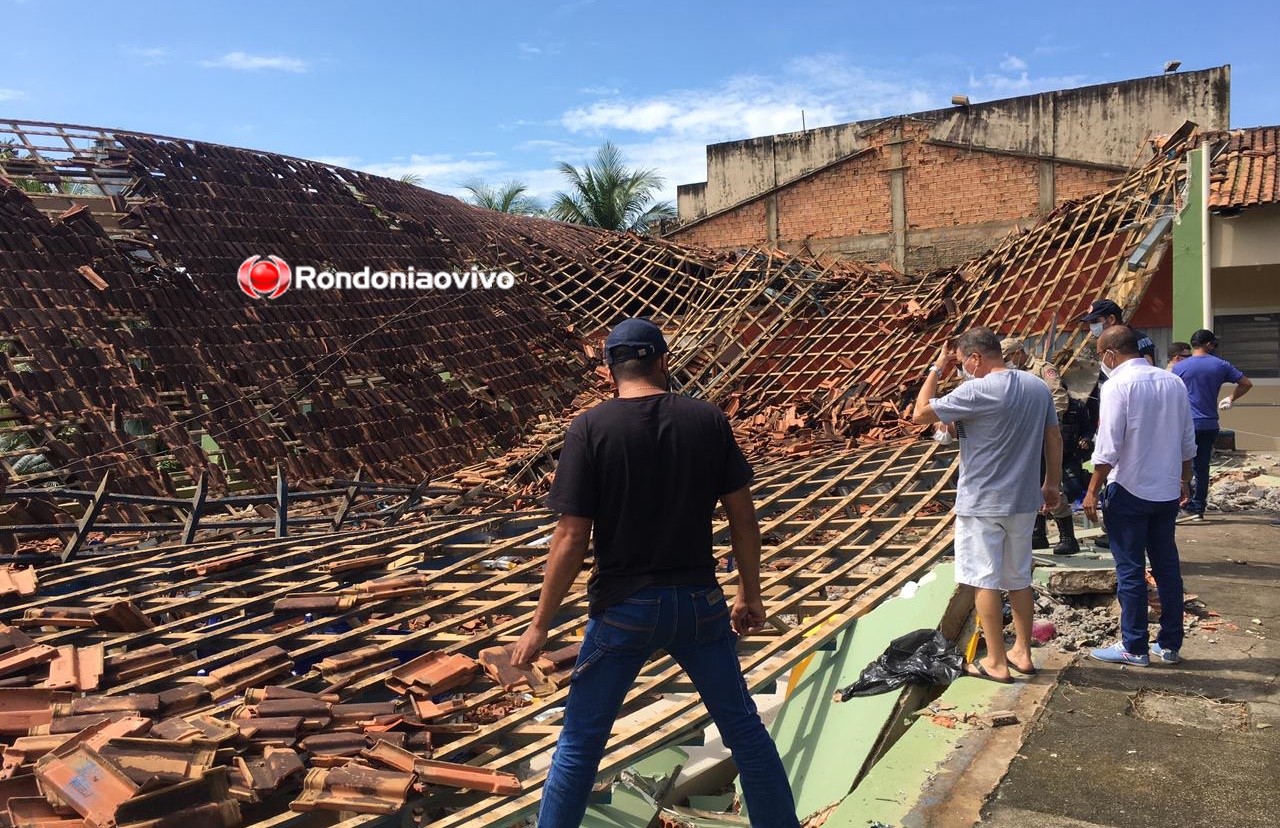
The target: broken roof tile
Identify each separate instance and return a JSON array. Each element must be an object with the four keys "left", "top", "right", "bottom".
[
  {"left": 102, "top": 648, "right": 179, "bottom": 686},
  {"left": 147, "top": 719, "right": 201, "bottom": 743},
  {"left": 408, "top": 697, "right": 467, "bottom": 723},
  {"left": 96, "top": 739, "right": 216, "bottom": 787},
  {"left": 478, "top": 645, "right": 555, "bottom": 696},
  {"left": 242, "top": 687, "right": 337, "bottom": 706},
  {"left": 232, "top": 748, "right": 303, "bottom": 799},
  {"left": 0, "top": 647, "right": 58, "bottom": 681},
  {"left": 360, "top": 740, "right": 520, "bottom": 796},
  {"left": 67, "top": 696, "right": 160, "bottom": 718},
  {"left": 385, "top": 652, "right": 478, "bottom": 697},
  {"left": 155, "top": 685, "right": 210, "bottom": 718},
  {"left": 289, "top": 765, "right": 415, "bottom": 816},
  {"left": 42, "top": 646, "right": 104, "bottom": 693},
  {"left": 113, "top": 768, "right": 240, "bottom": 828},
  {"left": 33, "top": 743, "right": 137, "bottom": 828},
  {"left": 6, "top": 794, "right": 89, "bottom": 828},
  {"left": 0, "top": 567, "right": 38, "bottom": 598},
  {"left": 327, "top": 702, "right": 398, "bottom": 729},
  {"left": 270, "top": 594, "right": 356, "bottom": 616},
  {"left": 18, "top": 603, "right": 151, "bottom": 634},
  {"left": 0, "top": 690, "right": 72, "bottom": 736},
  {"left": 194, "top": 649, "right": 291, "bottom": 702}
]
